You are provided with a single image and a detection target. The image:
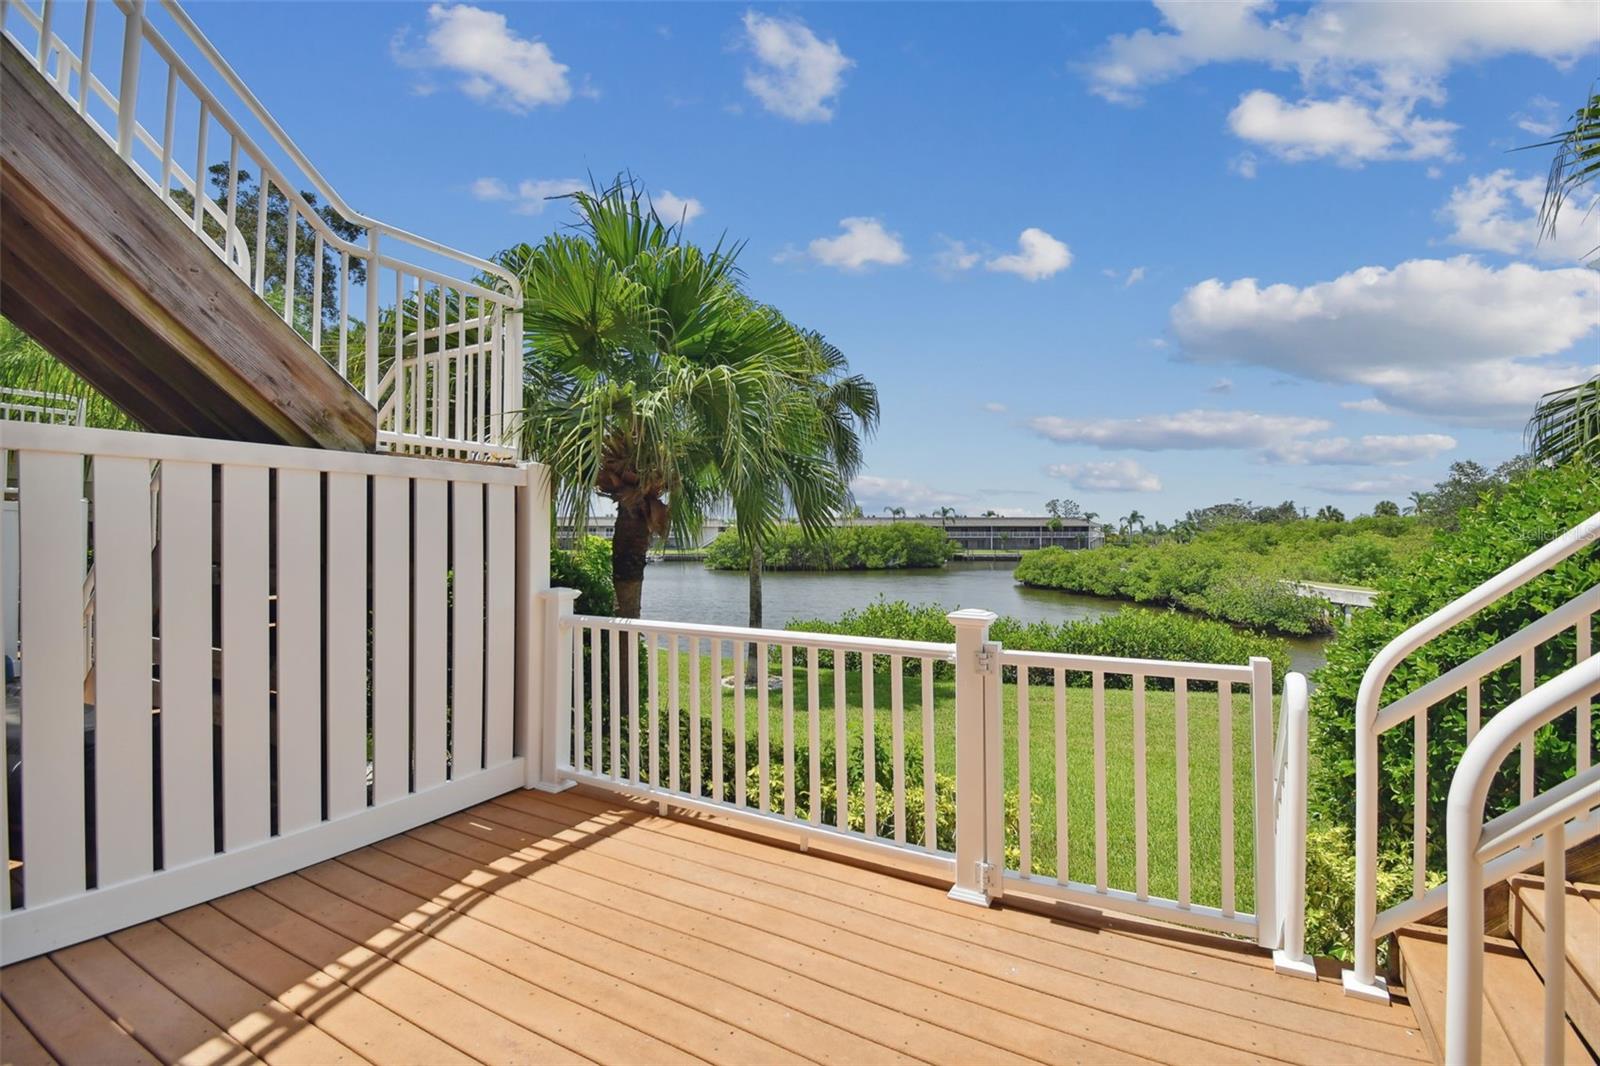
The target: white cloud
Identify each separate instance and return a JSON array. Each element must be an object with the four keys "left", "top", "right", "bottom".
[
  {"left": 807, "top": 218, "right": 908, "bottom": 270},
  {"left": 1207, "top": 378, "right": 1234, "bottom": 394},
  {"left": 1171, "top": 256, "right": 1600, "bottom": 422},
  {"left": 1263, "top": 433, "right": 1457, "bottom": 466},
  {"left": 1230, "top": 152, "right": 1259, "bottom": 179},
  {"left": 1440, "top": 170, "right": 1598, "bottom": 264},
  {"left": 936, "top": 238, "right": 981, "bottom": 273},
  {"left": 850, "top": 475, "right": 967, "bottom": 510},
  {"left": 1227, "top": 90, "right": 1455, "bottom": 165},
  {"left": 982, "top": 402, "right": 1008, "bottom": 414},
  {"left": 654, "top": 190, "right": 704, "bottom": 224},
  {"left": 1341, "top": 397, "right": 1392, "bottom": 414},
  {"left": 1086, "top": 1, "right": 1600, "bottom": 166},
  {"left": 1026, "top": 408, "right": 1331, "bottom": 451},
  {"left": 472, "top": 176, "right": 584, "bottom": 214},
  {"left": 986, "top": 228, "right": 1072, "bottom": 281},
  {"left": 741, "top": 11, "right": 852, "bottom": 123},
  {"left": 1124, "top": 266, "right": 1147, "bottom": 287},
  {"left": 1514, "top": 94, "right": 1563, "bottom": 138},
  {"left": 1046, "top": 459, "right": 1163, "bottom": 493},
  {"left": 1306, "top": 474, "right": 1430, "bottom": 496},
  {"left": 408, "top": 4, "right": 572, "bottom": 112}
]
